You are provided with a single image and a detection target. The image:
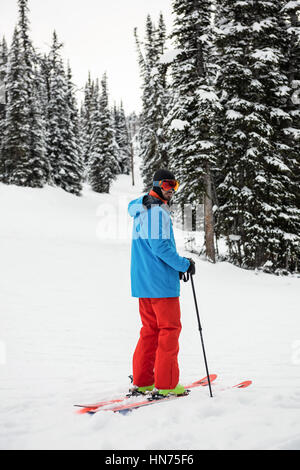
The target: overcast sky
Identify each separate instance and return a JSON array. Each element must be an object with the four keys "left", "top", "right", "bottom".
[{"left": 0, "top": 0, "right": 174, "bottom": 113}]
